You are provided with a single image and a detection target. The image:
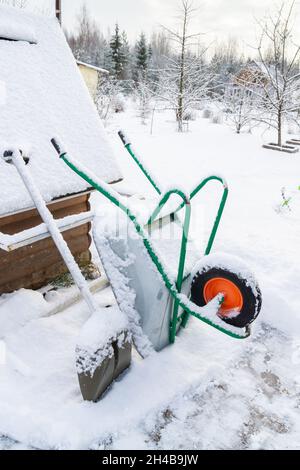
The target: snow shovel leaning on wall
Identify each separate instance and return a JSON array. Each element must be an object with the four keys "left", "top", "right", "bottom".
[
  {"left": 1, "top": 148, "right": 132, "bottom": 402},
  {"left": 50, "top": 133, "right": 262, "bottom": 353}
]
